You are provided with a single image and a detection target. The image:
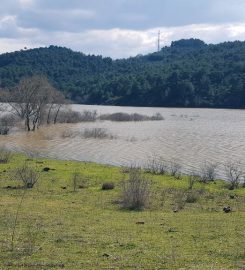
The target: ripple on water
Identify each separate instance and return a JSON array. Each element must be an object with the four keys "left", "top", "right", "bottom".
[{"left": 1, "top": 106, "right": 245, "bottom": 179}]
